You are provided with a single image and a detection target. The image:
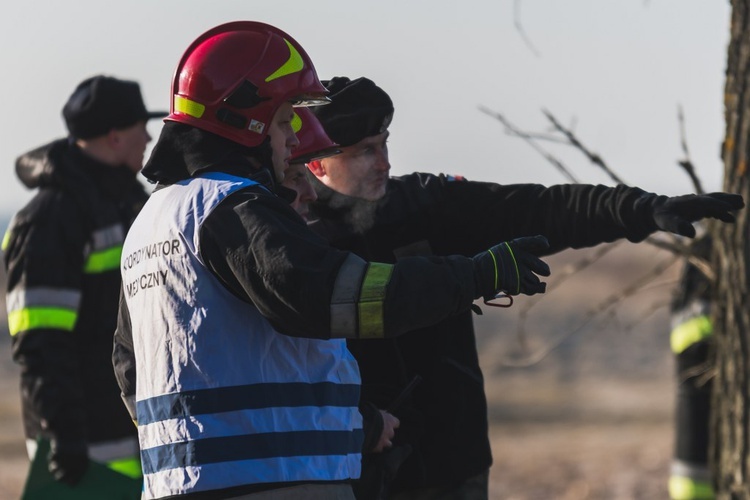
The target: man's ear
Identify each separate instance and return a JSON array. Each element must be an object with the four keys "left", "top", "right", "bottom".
[
  {"left": 106, "top": 129, "right": 122, "bottom": 148},
  {"left": 307, "top": 159, "right": 325, "bottom": 178}
]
